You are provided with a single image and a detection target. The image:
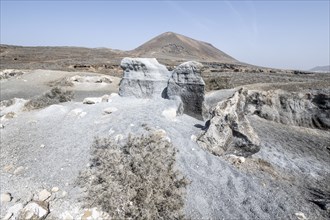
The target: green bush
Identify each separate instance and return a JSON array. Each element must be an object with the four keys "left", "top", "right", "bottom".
[
  {"left": 24, "top": 87, "right": 73, "bottom": 110},
  {"left": 78, "top": 131, "right": 189, "bottom": 219}
]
